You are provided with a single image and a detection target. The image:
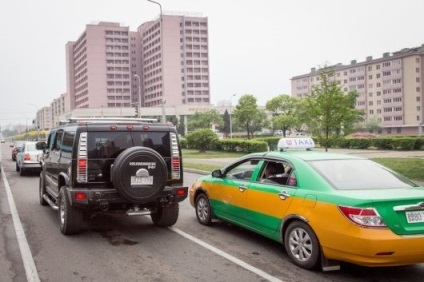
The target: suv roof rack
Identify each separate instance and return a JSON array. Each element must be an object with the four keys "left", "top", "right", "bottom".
[{"left": 59, "top": 117, "right": 159, "bottom": 125}]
